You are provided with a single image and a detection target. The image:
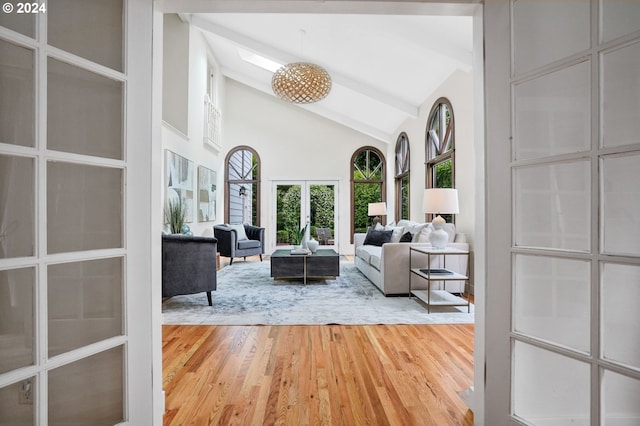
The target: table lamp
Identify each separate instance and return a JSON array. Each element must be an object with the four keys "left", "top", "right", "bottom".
[
  {"left": 367, "top": 202, "right": 387, "bottom": 228},
  {"left": 423, "top": 188, "right": 459, "bottom": 249}
]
